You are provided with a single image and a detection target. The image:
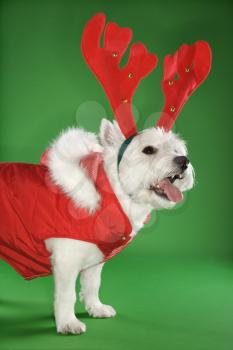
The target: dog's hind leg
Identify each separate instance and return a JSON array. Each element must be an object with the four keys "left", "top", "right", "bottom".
[
  {"left": 52, "top": 253, "right": 86, "bottom": 334},
  {"left": 79, "top": 263, "right": 116, "bottom": 318}
]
